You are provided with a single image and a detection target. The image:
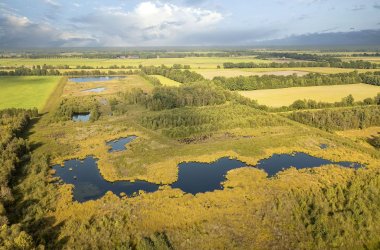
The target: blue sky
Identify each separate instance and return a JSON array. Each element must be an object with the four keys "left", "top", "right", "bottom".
[{"left": 0, "top": 0, "right": 379, "bottom": 47}]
